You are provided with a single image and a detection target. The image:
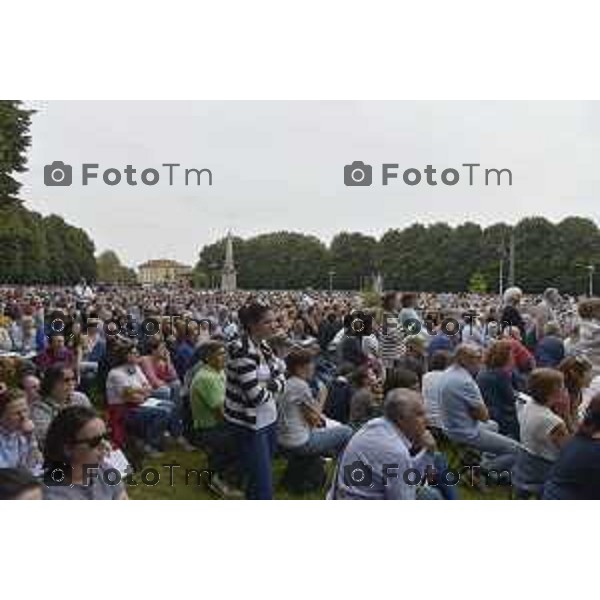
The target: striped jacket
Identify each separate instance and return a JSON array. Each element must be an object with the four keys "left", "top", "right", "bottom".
[{"left": 224, "top": 335, "right": 286, "bottom": 430}]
